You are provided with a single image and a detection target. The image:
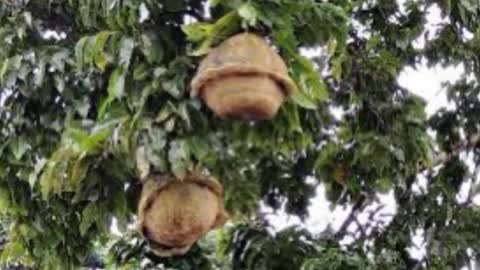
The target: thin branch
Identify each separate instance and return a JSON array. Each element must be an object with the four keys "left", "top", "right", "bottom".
[
  {"left": 428, "top": 133, "right": 480, "bottom": 172},
  {"left": 333, "top": 196, "right": 366, "bottom": 241},
  {"left": 348, "top": 205, "right": 387, "bottom": 243}
]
